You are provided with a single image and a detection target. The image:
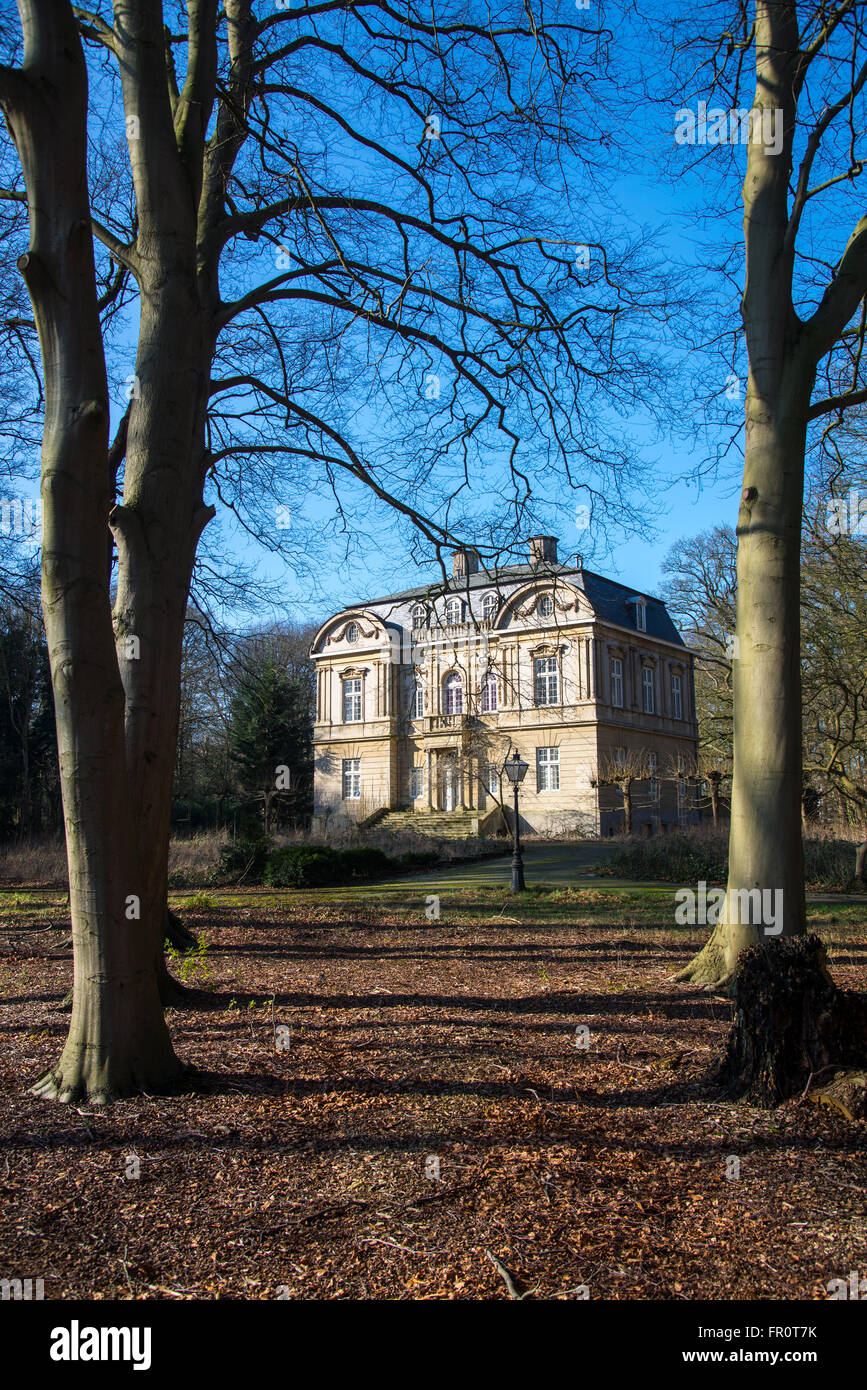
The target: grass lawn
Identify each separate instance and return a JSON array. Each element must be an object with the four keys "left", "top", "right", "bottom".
[{"left": 1, "top": 880, "right": 865, "bottom": 1300}]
